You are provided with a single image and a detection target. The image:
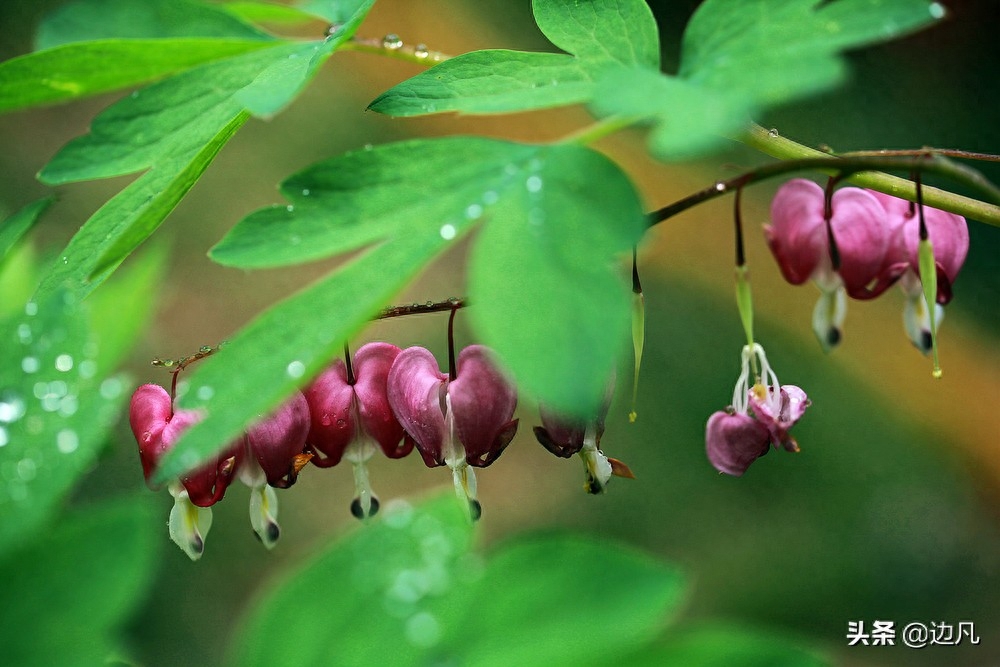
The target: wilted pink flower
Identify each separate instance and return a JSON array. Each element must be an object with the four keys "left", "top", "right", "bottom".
[
  {"left": 387, "top": 345, "right": 518, "bottom": 518},
  {"left": 705, "top": 343, "right": 809, "bottom": 476},
  {"left": 705, "top": 411, "right": 770, "bottom": 477}
]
